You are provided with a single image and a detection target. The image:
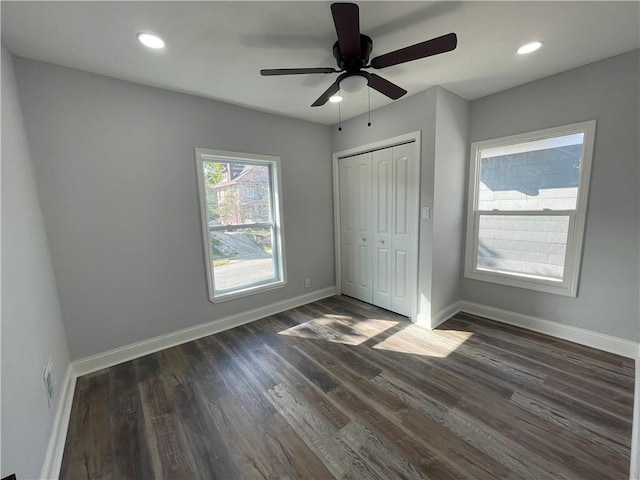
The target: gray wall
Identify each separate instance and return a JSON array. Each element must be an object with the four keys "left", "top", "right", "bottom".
[
  {"left": 463, "top": 50, "right": 640, "bottom": 341},
  {"left": 332, "top": 87, "right": 469, "bottom": 321},
  {"left": 1, "top": 45, "right": 71, "bottom": 479},
  {"left": 14, "top": 57, "right": 334, "bottom": 360},
  {"left": 432, "top": 88, "right": 469, "bottom": 315}
]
